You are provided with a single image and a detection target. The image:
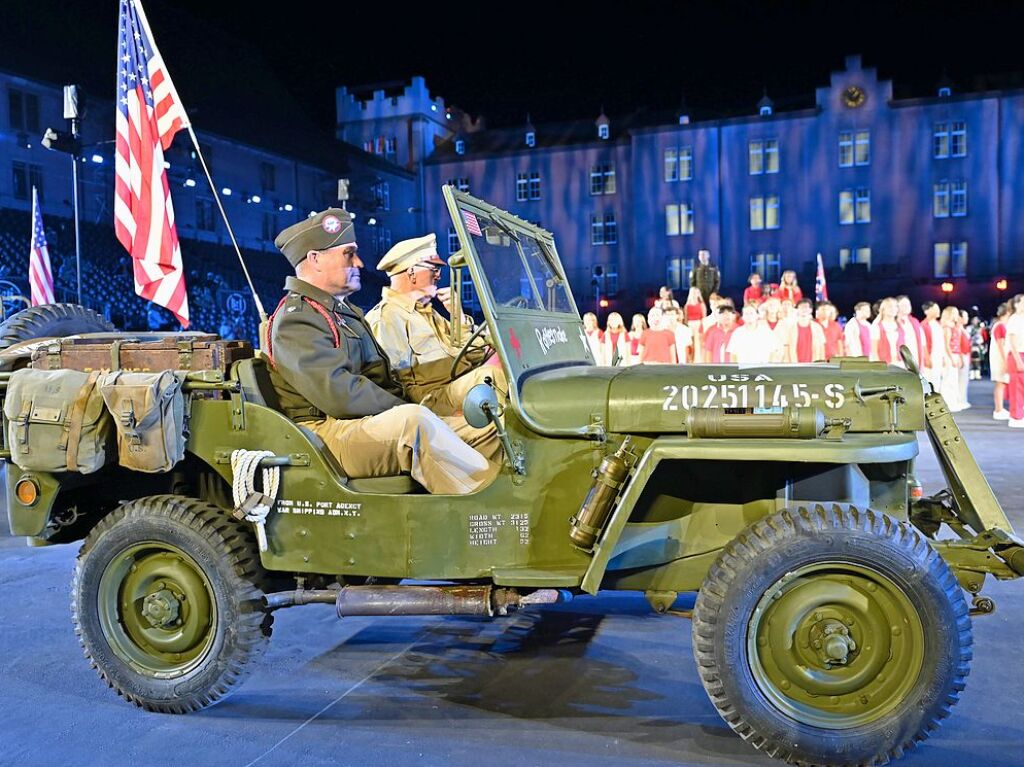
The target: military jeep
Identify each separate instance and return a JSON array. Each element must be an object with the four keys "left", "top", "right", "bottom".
[{"left": 1, "top": 186, "right": 1021, "bottom": 767}]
